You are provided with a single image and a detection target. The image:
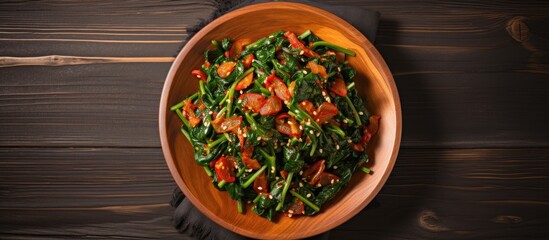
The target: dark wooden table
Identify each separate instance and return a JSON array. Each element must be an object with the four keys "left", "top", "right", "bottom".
[{"left": 1, "top": 1, "right": 548, "bottom": 239}]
